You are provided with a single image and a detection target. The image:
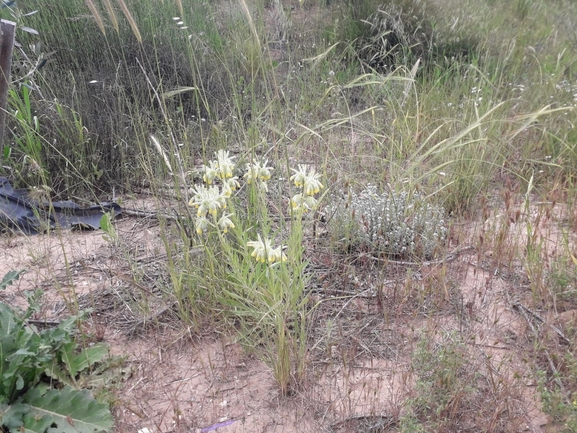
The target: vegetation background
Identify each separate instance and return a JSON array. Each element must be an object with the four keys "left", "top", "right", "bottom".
[{"left": 1, "top": 0, "right": 577, "bottom": 431}]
